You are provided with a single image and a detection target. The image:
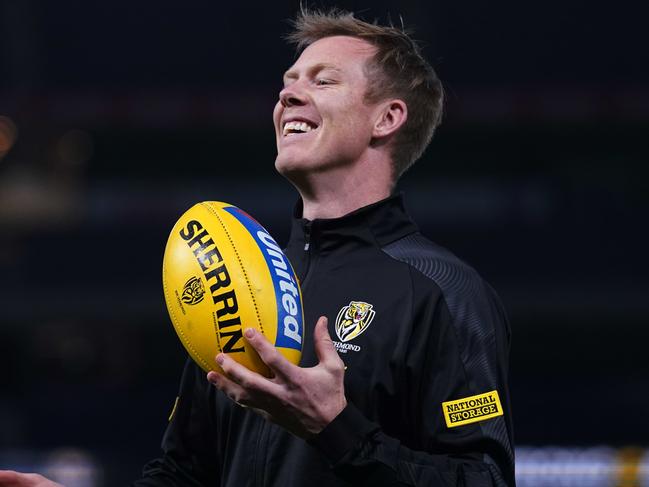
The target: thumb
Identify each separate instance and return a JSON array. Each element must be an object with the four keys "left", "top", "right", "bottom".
[{"left": 313, "top": 316, "right": 338, "bottom": 365}]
